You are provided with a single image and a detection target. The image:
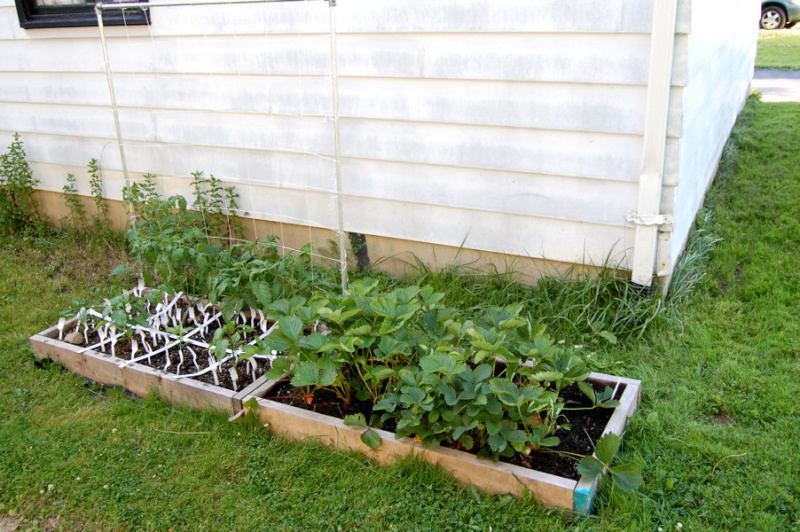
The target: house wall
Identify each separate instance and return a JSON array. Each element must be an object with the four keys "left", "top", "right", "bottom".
[
  {"left": 0, "top": 0, "right": 756, "bottom": 282},
  {"left": 664, "top": 0, "right": 759, "bottom": 273}
]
